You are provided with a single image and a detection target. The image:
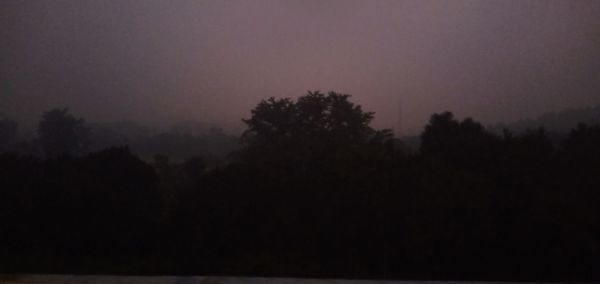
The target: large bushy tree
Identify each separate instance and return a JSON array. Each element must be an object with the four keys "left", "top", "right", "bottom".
[
  {"left": 242, "top": 91, "right": 379, "bottom": 145},
  {"left": 240, "top": 91, "right": 392, "bottom": 169}
]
